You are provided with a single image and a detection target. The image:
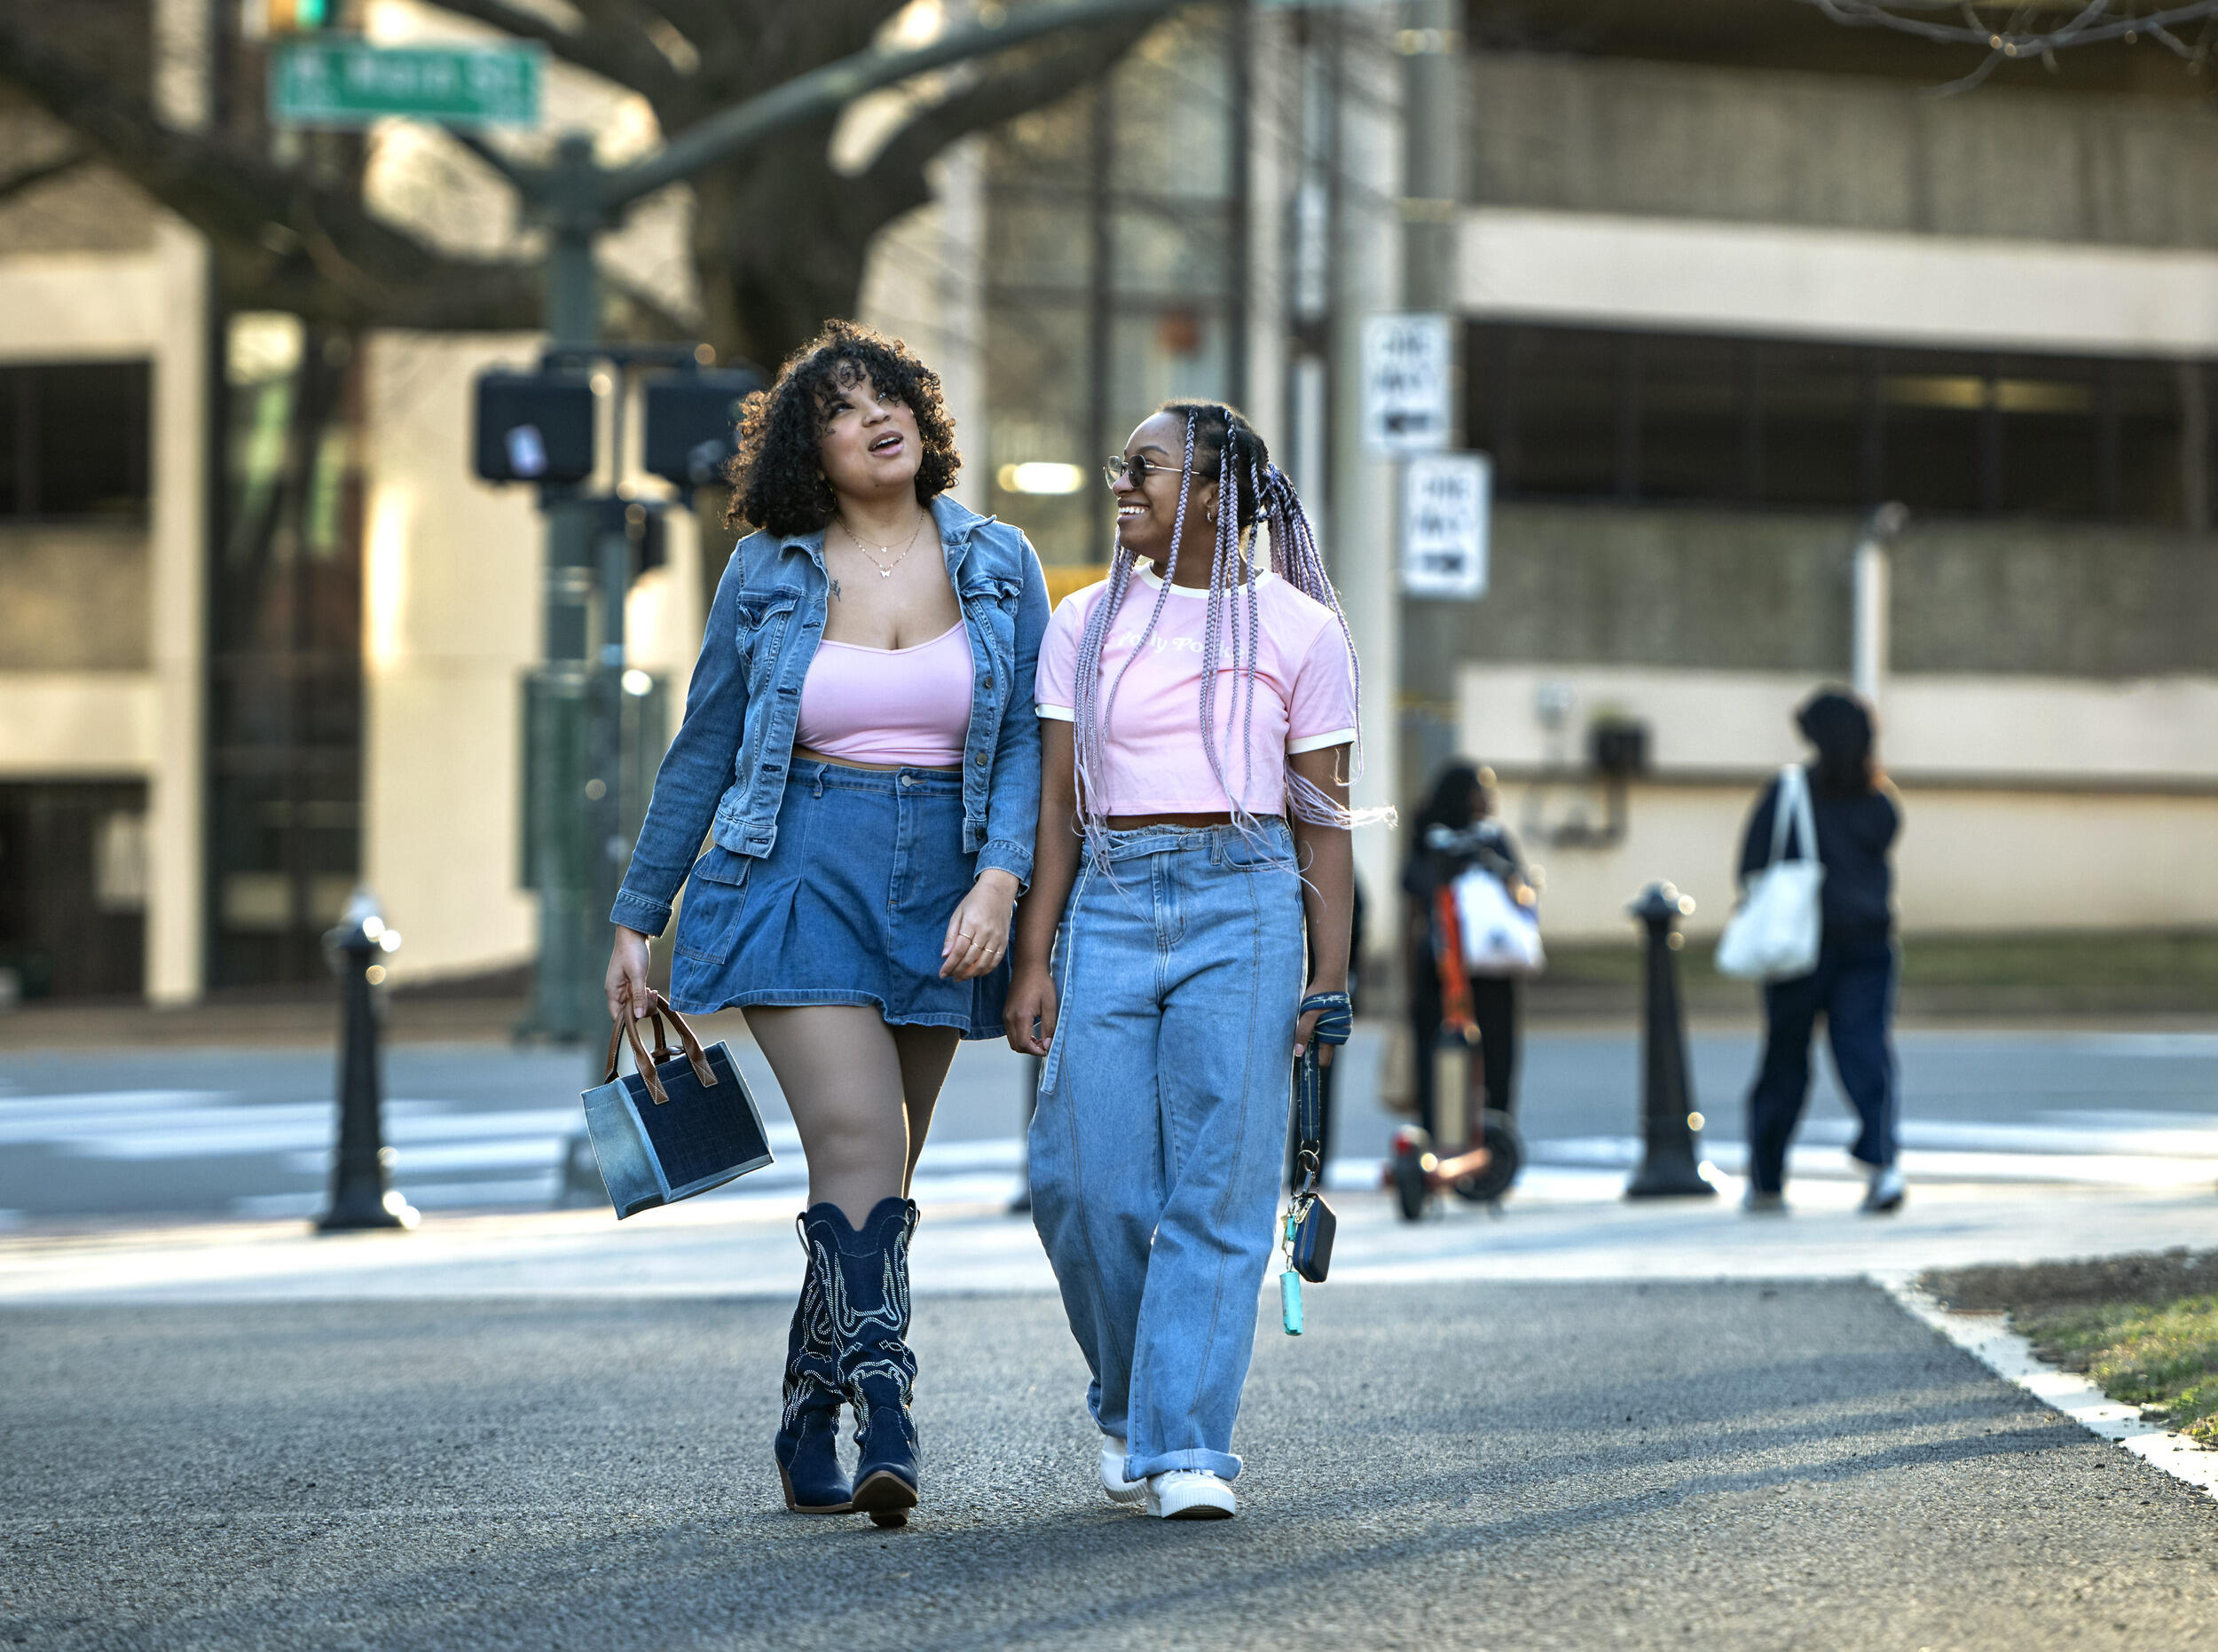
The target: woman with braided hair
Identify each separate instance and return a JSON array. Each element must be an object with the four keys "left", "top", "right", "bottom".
[{"left": 1005, "top": 400, "right": 1367, "bottom": 1521}]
